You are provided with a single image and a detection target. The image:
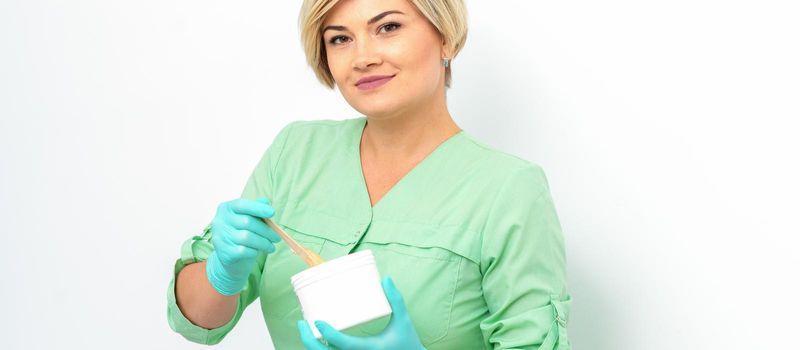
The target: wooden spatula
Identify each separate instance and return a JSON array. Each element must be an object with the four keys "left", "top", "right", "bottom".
[{"left": 262, "top": 218, "right": 325, "bottom": 267}]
